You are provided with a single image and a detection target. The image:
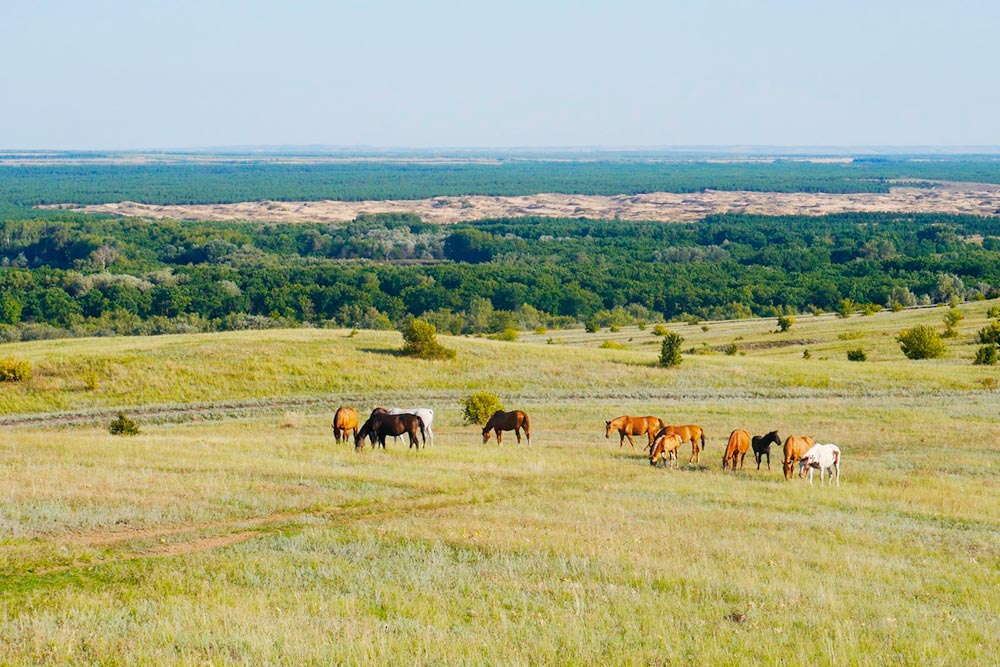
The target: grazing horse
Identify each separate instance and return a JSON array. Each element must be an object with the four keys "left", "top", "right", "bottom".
[
  {"left": 649, "top": 432, "right": 684, "bottom": 469},
  {"left": 799, "top": 443, "right": 841, "bottom": 486},
  {"left": 782, "top": 435, "right": 815, "bottom": 480},
  {"left": 331, "top": 406, "right": 359, "bottom": 445},
  {"left": 605, "top": 415, "right": 665, "bottom": 452},
  {"left": 722, "top": 429, "right": 751, "bottom": 471},
  {"left": 389, "top": 407, "right": 435, "bottom": 446},
  {"left": 653, "top": 425, "right": 706, "bottom": 464},
  {"left": 752, "top": 430, "right": 781, "bottom": 470},
  {"left": 483, "top": 410, "right": 531, "bottom": 446},
  {"left": 355, "top": 412, "right": 425, "bottom": 450}
]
